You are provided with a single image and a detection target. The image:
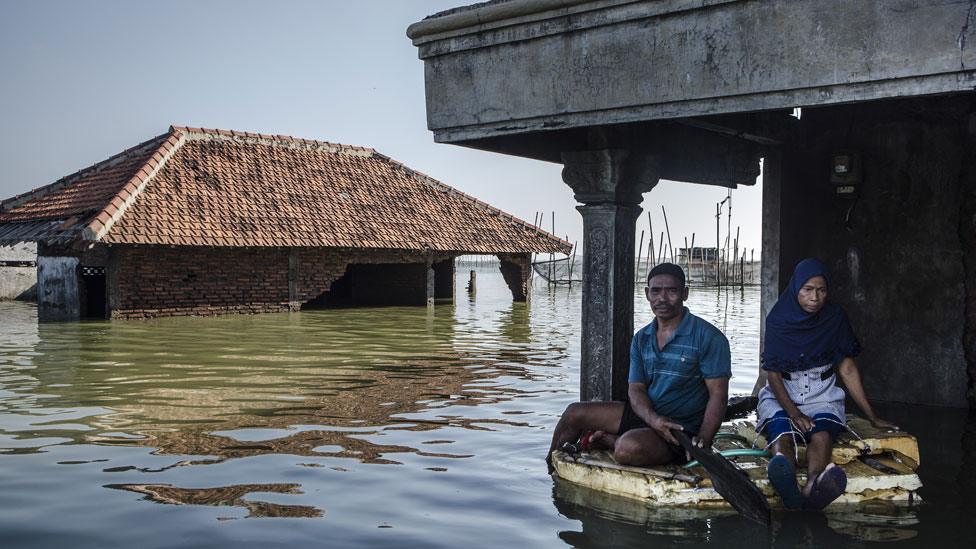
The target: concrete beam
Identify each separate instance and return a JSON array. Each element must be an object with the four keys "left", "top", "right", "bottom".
[{"left": 410, "top": 0, "right": 976, "bottom": 144}]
